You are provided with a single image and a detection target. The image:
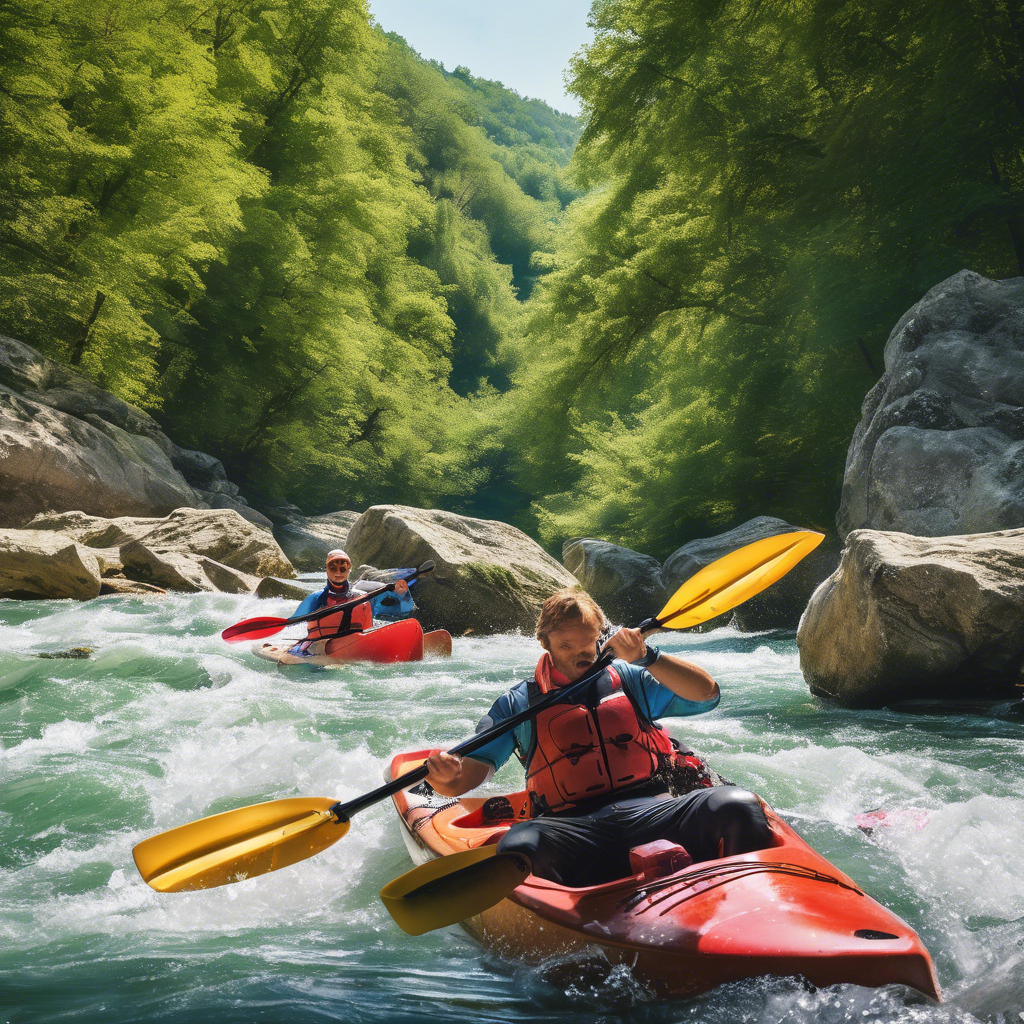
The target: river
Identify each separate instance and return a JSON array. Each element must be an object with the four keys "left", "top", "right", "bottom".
[{"left": 1, "top": 589, "right": 1022, "bottom": 1023}]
